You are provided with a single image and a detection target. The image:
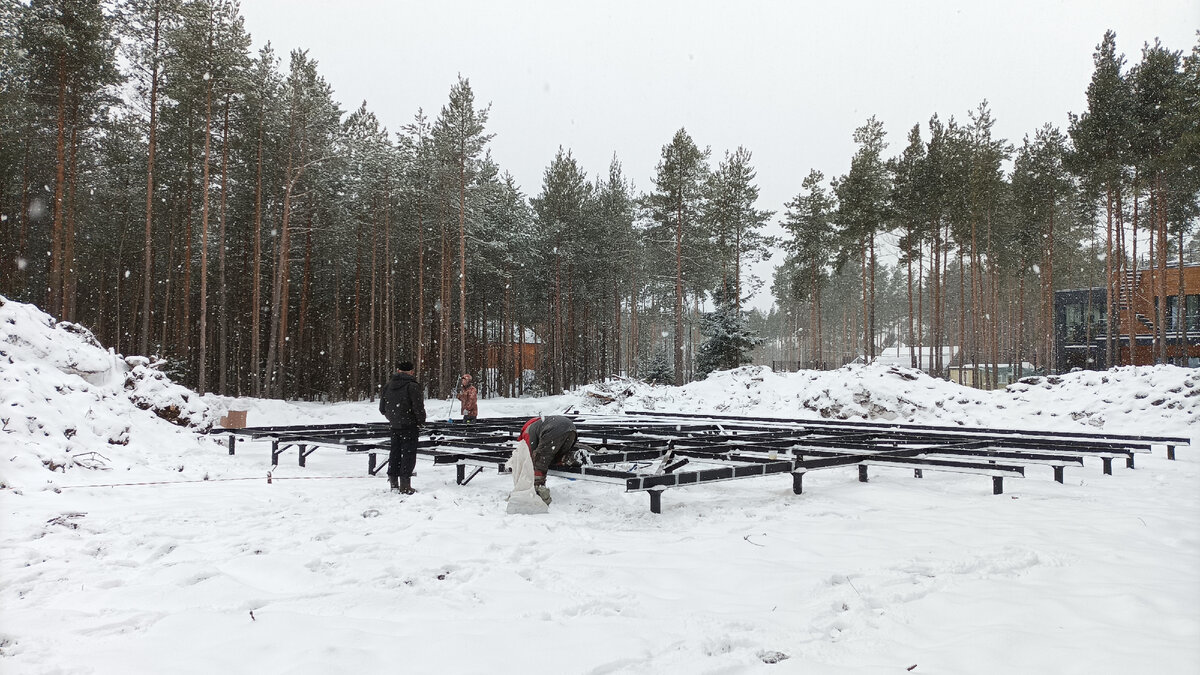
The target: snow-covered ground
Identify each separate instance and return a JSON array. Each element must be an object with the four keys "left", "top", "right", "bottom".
[{"left": 2, "top": 296, "right": 1198, "bottom": 674}]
